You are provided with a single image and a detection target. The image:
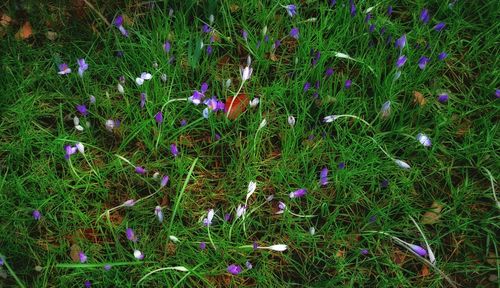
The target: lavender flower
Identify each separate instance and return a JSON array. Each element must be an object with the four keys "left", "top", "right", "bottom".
[
  {"left": 133, "top": 250, "right": 144, "bottom": 260},
  {"left": 164, "top": 41, "right": 171, "bottom": 53},
  {"left": 33, "top": 210, "right": 41, "bottom": 220},
  {"left": 420, "top": 9, "right": 430, "bottom": 24},
  {"left": 395, "top": 34, "right": 406, "bottom": 50},
  {"left": 180, "top": 119, "right": 187, "bottom": 126},
  {"left": 202, "top": 24, "right": 211, "bottom": 33},
  {"left": 227, "top": 264, "right": 242, "bottom": 275},
  {"left": 418, "top": 56, "right": 430, "bottom": 70},
  {"left": 76, "top": 104, "right": 88, "bottom": 116},
  {"left": 170, "top": 144, "right": 179, "bottom": 157},
  {"left": 77, "top": 59, "right": 88, "bottom": 77},
  {"left": 304, "top": 82, "right": 311, "bottom": 92},
  {"left": 284, "top": 5, "right": 297, "bottom": 17},
  {"left": 154, "top": 206, "right": 164, "bottom": 223},
  {"left": 396, "top": 55, "right": 407, "bottom": 68},
  {"left": 135, "top": 166, "right": 146, "bottom": 174},
  {"left": 199, "top": 242, "right": 206, "bottom": 250},
  {"left": 64, "top": 145, "right": 77, "bottom": 159},
  {"left": 58, "top": 63, "right": 71, "bottom": 75},
  {"left": 433, "top": 22, "right": 446, "bottom": 31},
  {"left": 139, "top": 93, "right": 146, "bottom": 108},
  {"left": 272, "top": 40, "right": 281, "bottom": 49},
  {"left": 113, "top": 15, "right": 129, "bottom": 37},
  {"left": 290, "top": 27, "right": 299, "bottom": 39},
  {"left": 409, "top": 244, "right": 428, "bottom": 257},
  {"left": 253, "top": 241, "right": 258, "bottom": 250},
  {"left": 206, "top": 45, "right": 213, "bottom": 55},
  {"left": 496, "top": 89, "right": 500, "bottom": 98},
  {"left": 345, "top": 79, "right": 352, "bottom": 89},
  {"left": 416, "top": 133, "right": 432, "bottom": 147},
  {"left": 289, "top": 188, "right": 307, "bottom": 198},
  {"left": 155, "top": 111, "right": 163, "bottom": 123},
  {"left": 381, "top": 101, "right": 391, "bottom": 118},
  {"left": 438, "top": 52, "right": 448, "bottom": 61},
  {"left": 320, "top": 167, "right": 328, "bottom": 186},
  {"left": 245, "top": 261, "right": 253, "bottom": 269},
  {"left": 203, "top": 209, "right": 215, "bottom": 226},
  {"left": 437, "top": 93, "right": 449, "bottom": 103},
  {"left": 126, "top": 228, "right": 138, "bottom": 242},
  {"left": 79, "top": 252, "right": 88, "bottom": 263}
]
